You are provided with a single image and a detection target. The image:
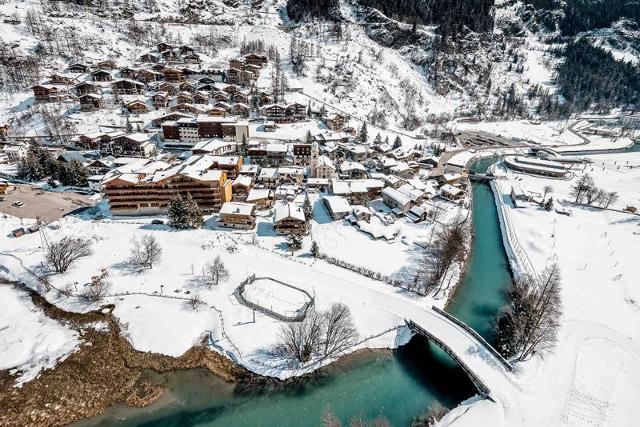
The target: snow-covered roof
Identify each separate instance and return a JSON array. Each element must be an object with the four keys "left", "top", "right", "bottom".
[
  {"left": 259, "top": 167, "right": 279, "bottom": 179},
  {"left": 277, "top": 166, "right": 304, "bottom": 175},
  {"left": 323, "top": 196, "right": 351, "bottom": 214},
  {"left": 246, "top": 188, "right": 272, "bottom": 201},
  {"left": 274, "top": 202, "right": 305, "bottom": 223},
  {"left": 192, "top": 139, "right": 234, "bottom": 153},
  {"left": 440, "top": 184, "right": 463, "bottom": 196},
  {"left": 340, "top": 161, "right": 366, "bottom": 172},
  {"left": 233, "top": 175, "right": 253, "bottom": 187},
  {"left": 317, "top": 155, "right": 335, "bottom": 169},
  {"left": 123, "top": 133, "right": 150, "bottom": 143},
  {"left": 240, "top": 164, "right": 260, "bottom": 174},
  {"left": 266, "top": 143, "right": 287, "bottom": 153},
  {"left": 382, "top": 187, "right": 411, "bottom": 207},
  {"left": 219, "top": 202, "right": 255, "bottom": 216},
  {"left": 443, "top": 172, "right": 462, "bottom": 182}
]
